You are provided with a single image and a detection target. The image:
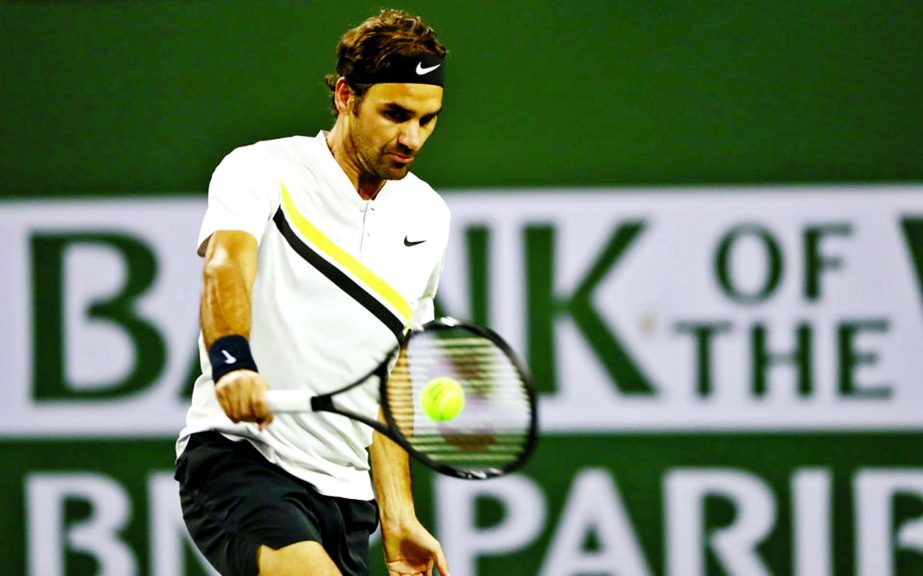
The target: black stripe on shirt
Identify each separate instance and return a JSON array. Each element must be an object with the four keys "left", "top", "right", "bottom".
[{"left": 272, "top": 208, "right": 405, "bottom": 344}]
